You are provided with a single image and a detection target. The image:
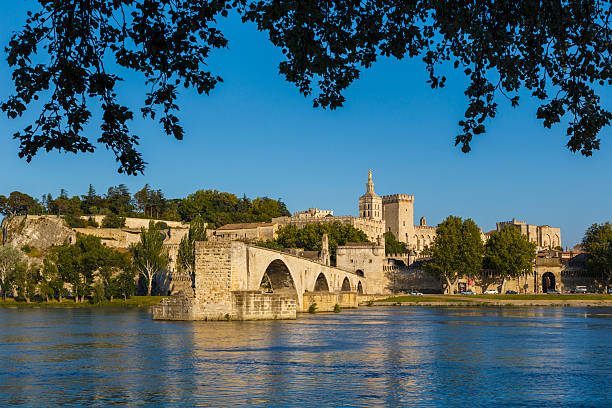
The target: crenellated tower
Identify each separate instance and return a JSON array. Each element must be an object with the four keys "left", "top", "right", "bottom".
[{"left": 382, "top": 193, "right": 415, "bottom": 245}]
